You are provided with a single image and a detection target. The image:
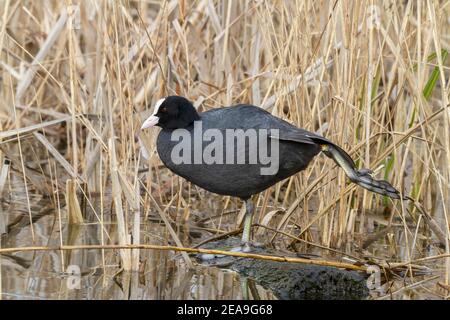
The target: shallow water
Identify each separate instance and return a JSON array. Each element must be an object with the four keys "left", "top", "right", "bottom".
[
  {"left": 0, "top": 174, "right": 444, "bottom": 300},
  {"left": 0, "top": 216, "right": 278, "bottom": 300},
  {"left": 0, "top": 184, "right": 278, "bottom": 300}
]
